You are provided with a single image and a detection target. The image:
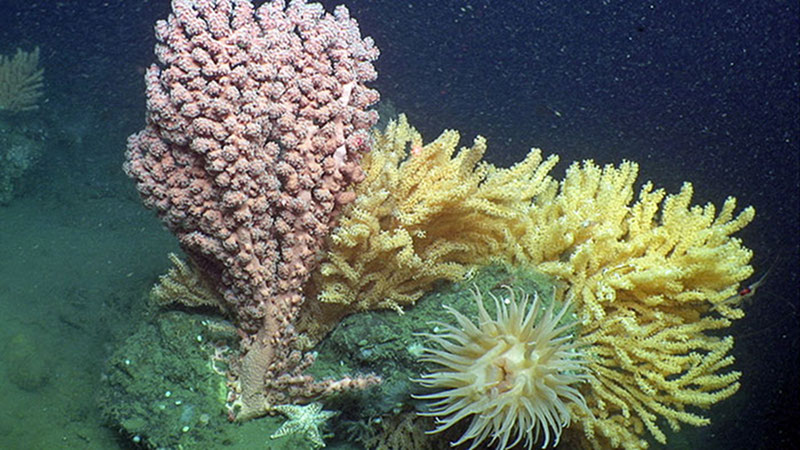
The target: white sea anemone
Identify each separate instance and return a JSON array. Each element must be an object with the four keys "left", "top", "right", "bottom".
[{"left": 414, "top": 285, "right": 591, "bottom": 449}]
